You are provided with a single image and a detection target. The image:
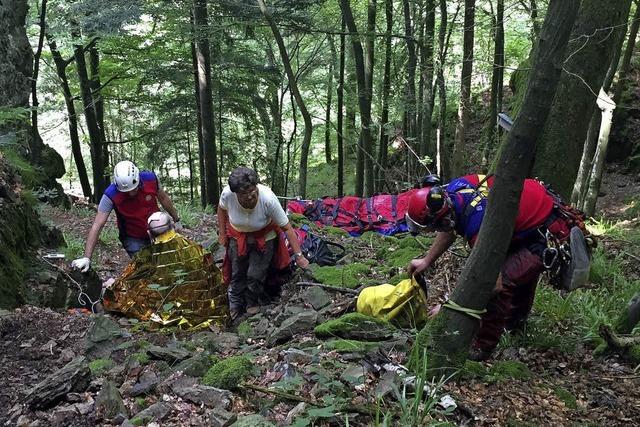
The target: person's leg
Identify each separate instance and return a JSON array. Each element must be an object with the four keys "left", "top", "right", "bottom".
[
  {"left": 246, "top": 239, "right": 276, "bottom": 308},
  {"left": 122, "top": 236, "right": 152, "bottom": 257},
  {"left": 227, "top": 239, "right": 249, "bottom": 317},
  {"left": 506, "top": 249, "right": 544, "bottom": 331}
]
